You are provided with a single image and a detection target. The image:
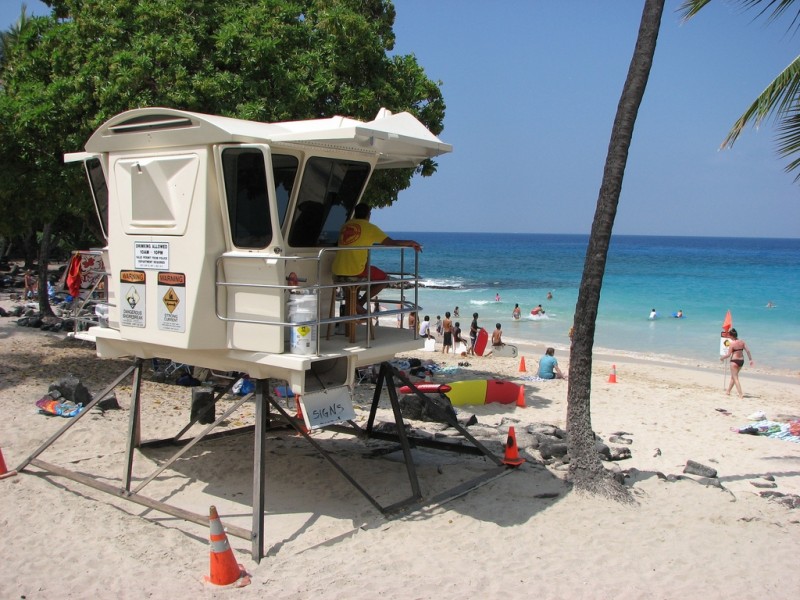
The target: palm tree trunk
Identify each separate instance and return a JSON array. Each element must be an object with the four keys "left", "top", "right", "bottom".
[{"left": 566, "top": 0, "right": 664, "bottom": 501}]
